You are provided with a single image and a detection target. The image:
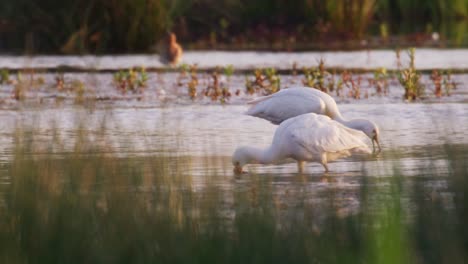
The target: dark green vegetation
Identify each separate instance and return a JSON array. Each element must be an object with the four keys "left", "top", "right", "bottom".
[
  {"left": 1, "top": 0, "right": 467, "bottom": 53},
  {"left": 0, "top": 125, "right": 467, "bottom": 263}
]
